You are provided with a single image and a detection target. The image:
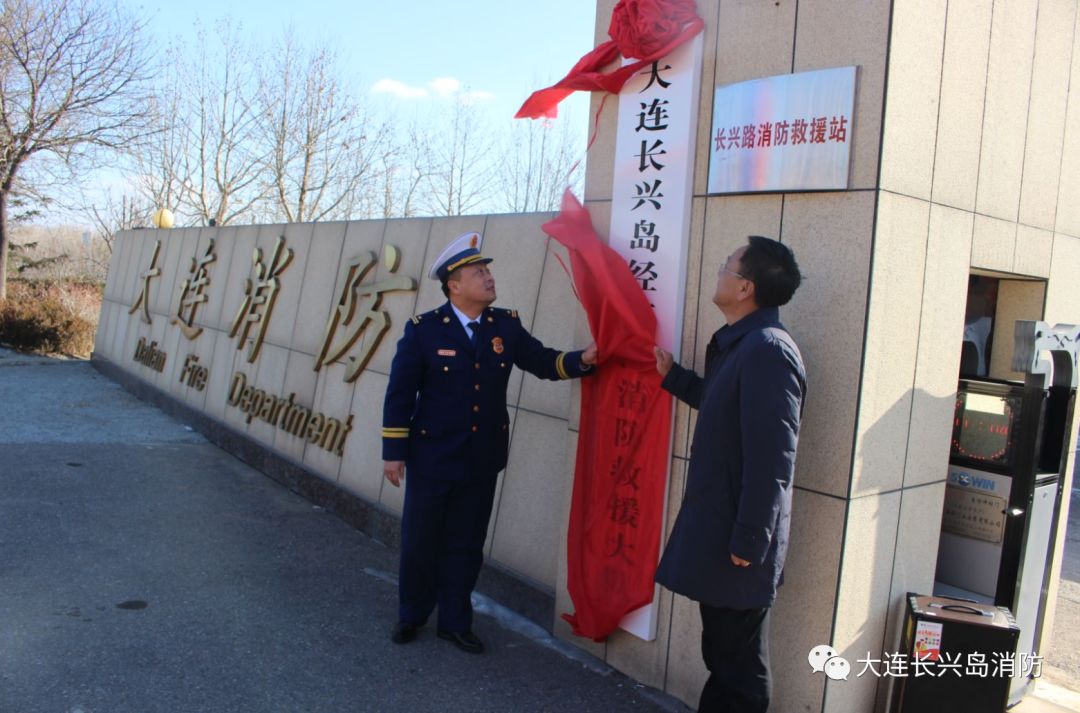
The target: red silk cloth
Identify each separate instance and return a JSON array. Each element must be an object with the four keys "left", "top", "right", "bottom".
[
  {"left": 543, "top": 190, "right": 673, "bottom": 641},
  {"left": 515, "top": 0, "right": 704, "bottom": 119}
]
